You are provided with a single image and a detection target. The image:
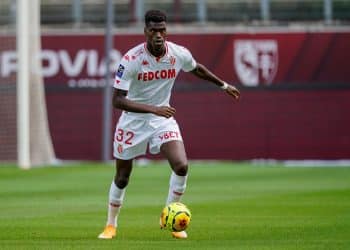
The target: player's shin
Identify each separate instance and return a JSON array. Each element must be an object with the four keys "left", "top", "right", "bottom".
[
  {"left": 107, "top": 181, "right": 126, "bottom": 227},
  {"left": 166, "top": 171, "right": 187, "bottom": 205}
]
